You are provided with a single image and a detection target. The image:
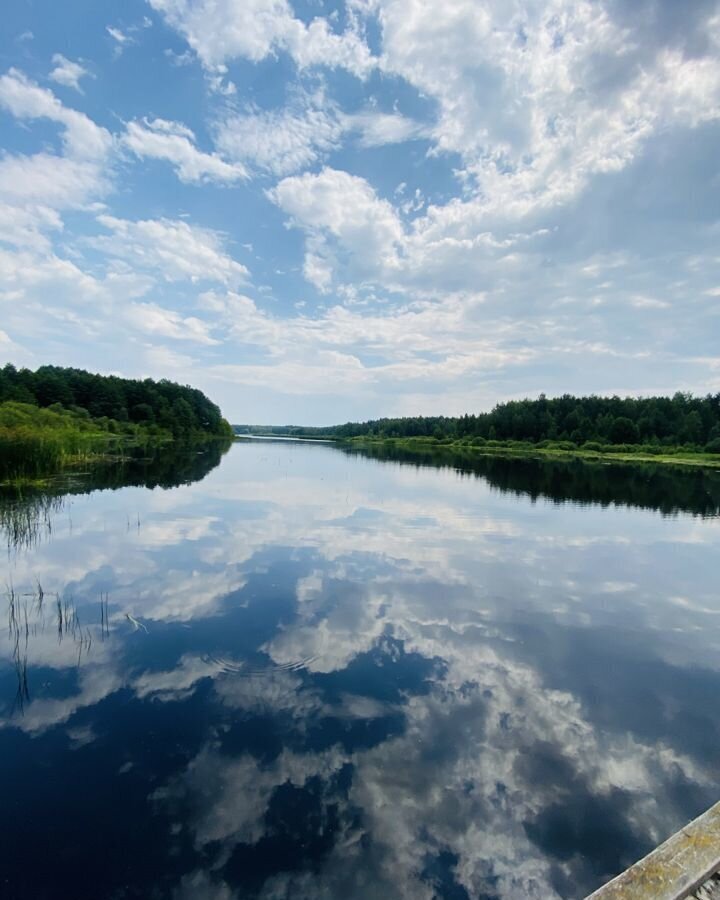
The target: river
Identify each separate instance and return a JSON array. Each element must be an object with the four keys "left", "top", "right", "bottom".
[{"left": 1, "top": 439, "right": 719, "bottom": 899}]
